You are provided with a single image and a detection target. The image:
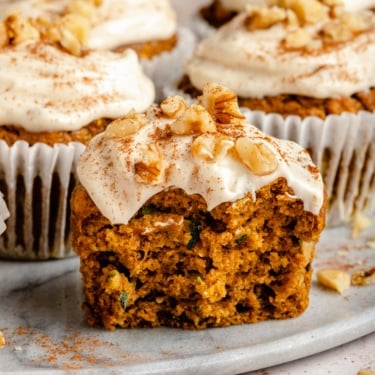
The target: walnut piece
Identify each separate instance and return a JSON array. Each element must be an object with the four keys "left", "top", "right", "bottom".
[
  {"left": 316, "top": 269, "right": 351, "bottom": 294},
  {"left": 3, "top": 12, "right": 40, "bottom": 46},
  {"left": 285, "top": 28, "right": 311, "bottom": 48},
  {"left": 170, "top": 104, "right": 217, "bottom": 135},
  {"left": 57, "top": 14, "right": 90, "bottom": 55},
  {"left": 135, "top": 144, "right": 166, "bottom": 185},
  {"left": 160, "top": 96, "right": 187, "bottom": 119},
  {"left": 351, "top": 268, "right": 375, "bottom": 286},
  {"left": 198, "top": 82, "right": 245, "bottom": 125},
  {"left": 235, "top": 137, "right": 279, "bottom": 176},
  {"left": 191, "top": 134, "right": 234, "bottom": 161},
  {"left": 245, "top": 6, "right": 287, "bottom": 30},
  {"left": 278, "top": 0, "right": 328, "bottom": 25},
  {"left": 105, "top": 111, "right": 147, "bottom": 138}
]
